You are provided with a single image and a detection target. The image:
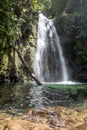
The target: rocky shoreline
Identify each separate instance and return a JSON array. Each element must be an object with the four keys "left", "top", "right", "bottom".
[{"left": 0, "top": 106, "right": 87, "bottom": 130}]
